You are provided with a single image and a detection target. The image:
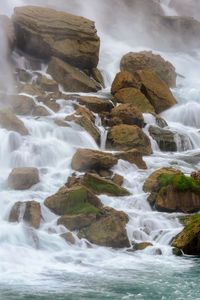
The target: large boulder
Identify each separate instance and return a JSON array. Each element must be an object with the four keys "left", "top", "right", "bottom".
[
  {"left": 111, "top": 71, "right": 140, "bottom": 95},
  {"left": 0, "top": 109, "right": 29, "bottom": 135},
  {"left": 7, "top": 167, "right": 39, "bottom": 190},
  {"left": 115, "top": 149, "right": 147, "bottom": 169},
  {"left": 114, "top": 87, "right": 155, "bottom": 114},
  {"left": 9, "top": 94, "right": 36, "bottom": 115},
  {"left": 78, "top": 96, "right": 113, "bottom": 113},
  {"left": 47, "top": 57, "right": 101, "bottom": 93},
  {"left": 149, "top": 125, "right": 177, "bottom": 152},
  {"left": 110, "top": 104, "right": 144, "bottom": 127},
  {"left": 44, "top": 185, "right": 102, "bottom": 216},
  {"left": 78, "top": 208, "right": 130, "bottom": 248},
  {"left": 12, "top": 6, "right": 100, "bottom": 69},
  {"left": 81, "top": 173, "right": 130, "bottom": 196},
  {"left": 58, "top": 213, "right": 97, "bottom": 231},
  {"left": 35, "top": 74, "right": 59, "bottom": 92},
  {"left": 9, "top": 200, "right": 41, "bottom": 229},
  {"left": 71, "top": 148, "right": 117, "bottom": 172},
  {"left": 172, "top": 214, "right": 200, "bottom": 255},
  {"left": 120, "top": 51, "right": 176, "bottom": 87},
  {"left": 107, "top": 124, "right": 152, "bottom": 155},
  {"left": 65, "top": 106, "right": 100, "bottom": 144},
  {"left": 134, "top": 70, "right": 177, "bottom": 114}
]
